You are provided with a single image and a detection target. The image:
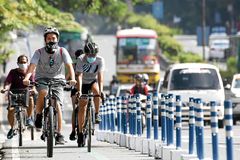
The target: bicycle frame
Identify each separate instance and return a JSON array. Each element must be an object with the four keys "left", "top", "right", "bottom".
[
  {"left": 80, "top": 92, "right": 101, "bottom": 152},
  {"left": 8, "top": 89, "right": 29, "bottom": 147},
  {"left": 36, "top": 79, "right": 66, "bottom": 158}
]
